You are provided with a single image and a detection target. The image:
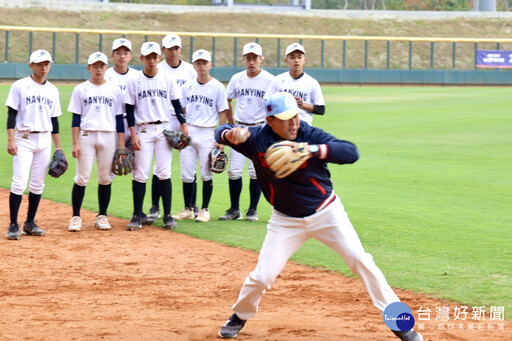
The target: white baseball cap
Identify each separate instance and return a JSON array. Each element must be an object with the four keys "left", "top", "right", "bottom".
[
  {"left": 265, "top": 92, "right": 301, "bottom": 121},
  {"left": 192, "top": 49, "right": 212, "bottom": 62},
  {"left": 285, "top": 43, "right": 306, "bottom": 57},
  {"left": 112, "top": 38, "right": 132, "bottom": 52},
  {"left": 162, "top": 33, "right": 182, "bottom": 49},
  {"left": 87, "top": 52, "right": 108, "bottom": 65},
  {"left": 29, "top": 49, "right": 53, "bottom": 64},
  {"left": 141, "top": 42, "right": 161, "bottom": 56},
  {"left": 242, "top": 42, "right": 263, "bottom": 56}
]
